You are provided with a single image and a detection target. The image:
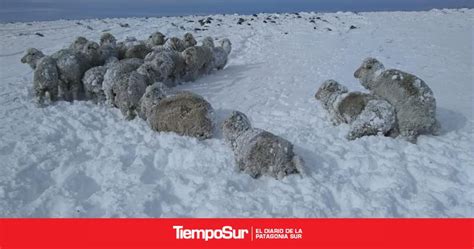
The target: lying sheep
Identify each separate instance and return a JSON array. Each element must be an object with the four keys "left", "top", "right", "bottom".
[
  {"left": 202, "top": 37, "right": 232, "bottom": 70},
  {"left": 102, "top": 58, "right": 147, "bottom": 119},
  {"left": 138, "top": 83, "right": 167, "bottom": 120},
  {"left": 354, "top": 57, "right": 440, "bottom": 143},
  {"left": 146, "top": 92, "right": 213, "bottom": 139},
  {"left": 222, "top": 111, "right": 303, "bottom": 179},
  {"left": 182, "top": 45, "right": 213, "bottom": 81},
  {"left": 315, "top": 80, "right": 397, "bottom": 140}
]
